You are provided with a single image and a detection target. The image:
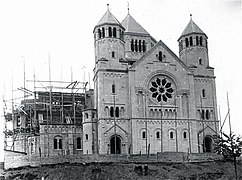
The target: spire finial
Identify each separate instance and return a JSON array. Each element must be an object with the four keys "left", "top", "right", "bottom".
[
  {"left": 190, "top": 14, "right": 192, "bottom": 20},
  {"left": 107, "top": 4, "right": 109, "bottom": 11},
  {"left": 127, "top": 2, "right": 130, "bottom": 14}
]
